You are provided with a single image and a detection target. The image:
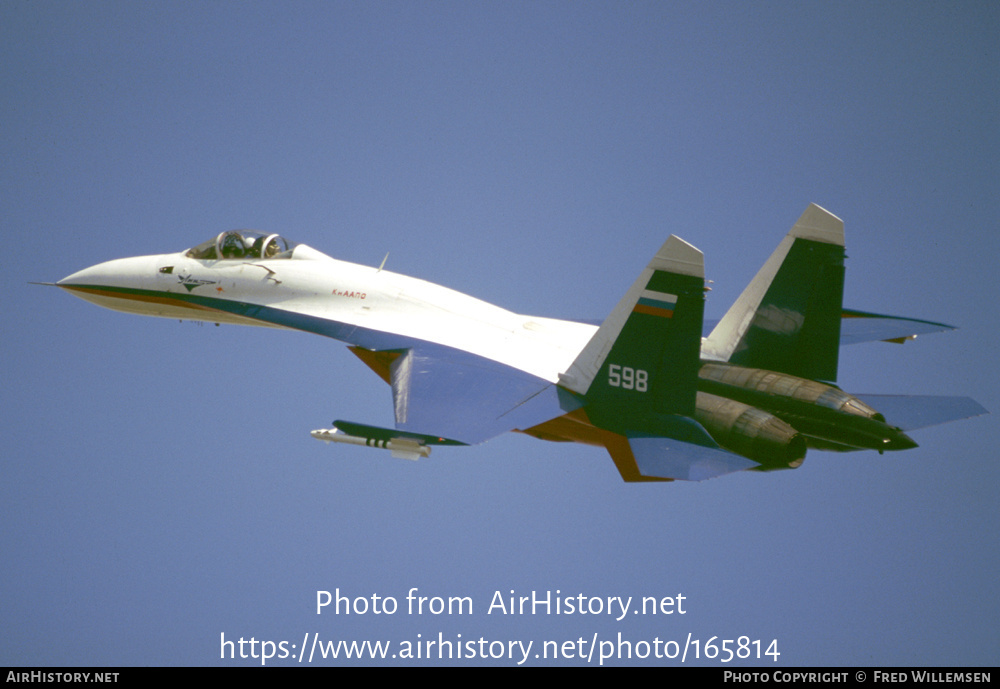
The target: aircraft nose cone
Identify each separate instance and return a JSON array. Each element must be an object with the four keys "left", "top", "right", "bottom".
[
  {"left": 58, "top": 258, "right": 128, "bottom": 288},
  {"left": 55, "top": 255, "right": 162, "bottom": 313},
  {"left": 57, "top": 264, "right": 101, "bottom": 288},
  {"left": 57, "top": 256, "right": 159, "bottom": 290}
]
